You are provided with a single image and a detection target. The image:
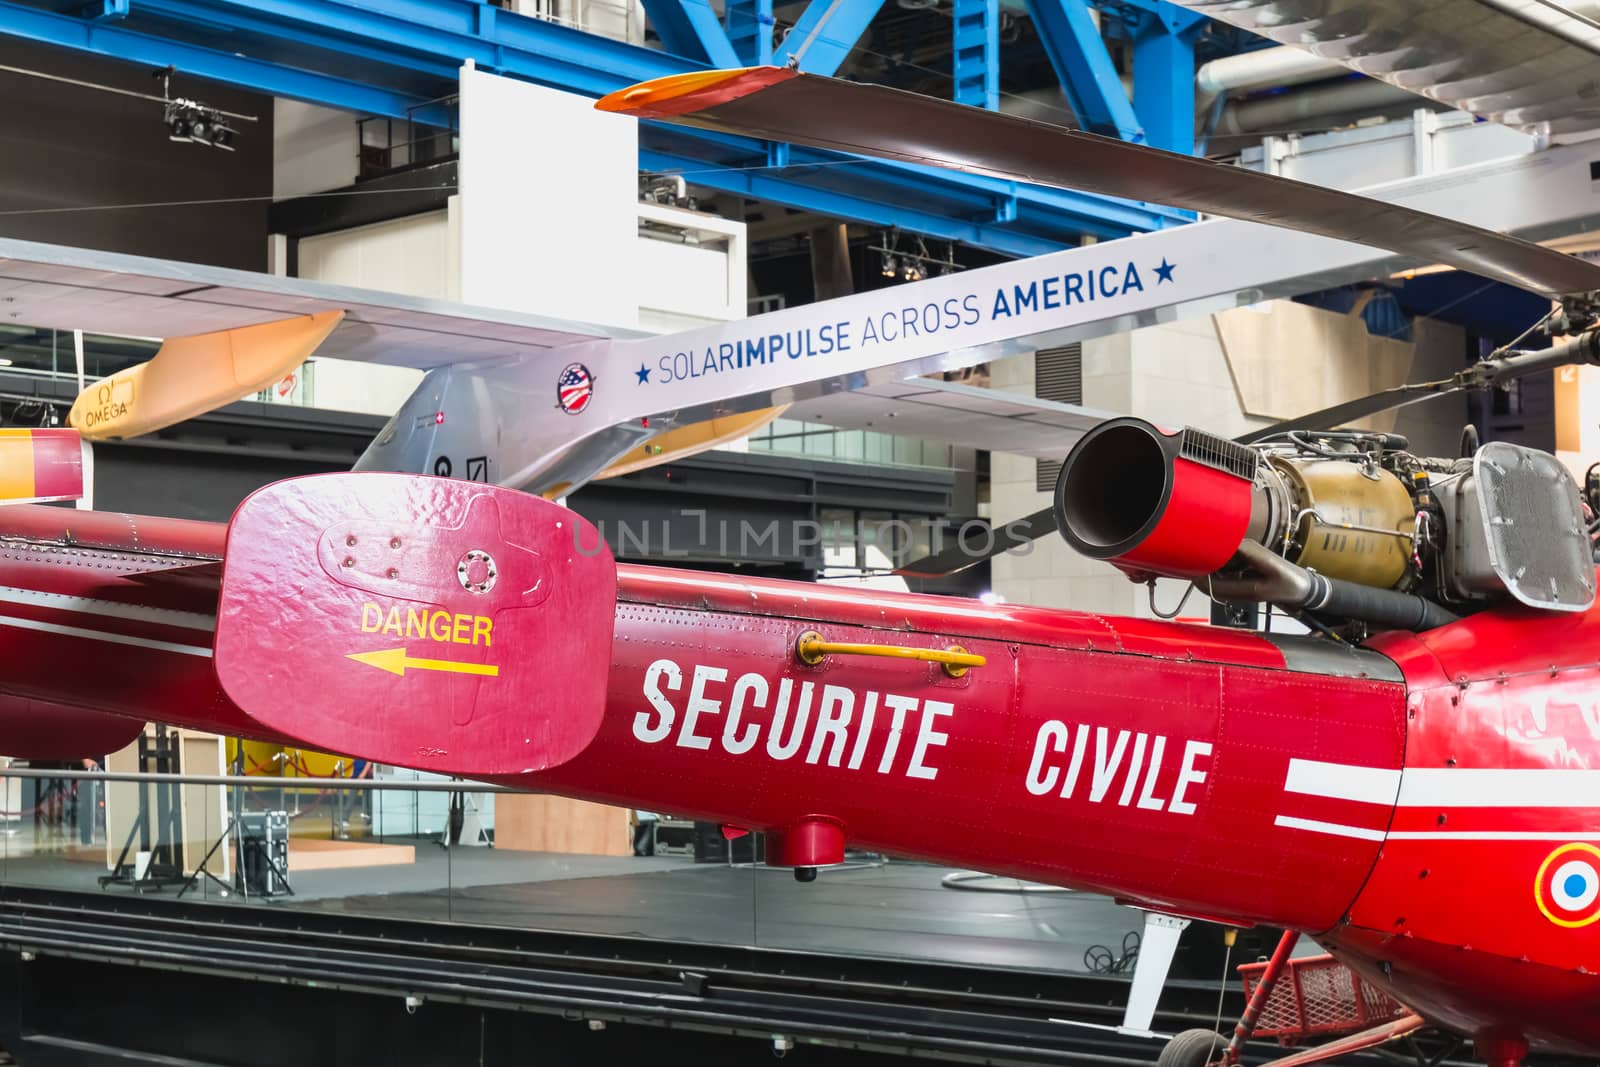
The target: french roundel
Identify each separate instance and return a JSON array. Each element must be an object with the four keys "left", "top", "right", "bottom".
[{"left": 1535, "top": 843, "right": 1600, "bottom": 928}]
